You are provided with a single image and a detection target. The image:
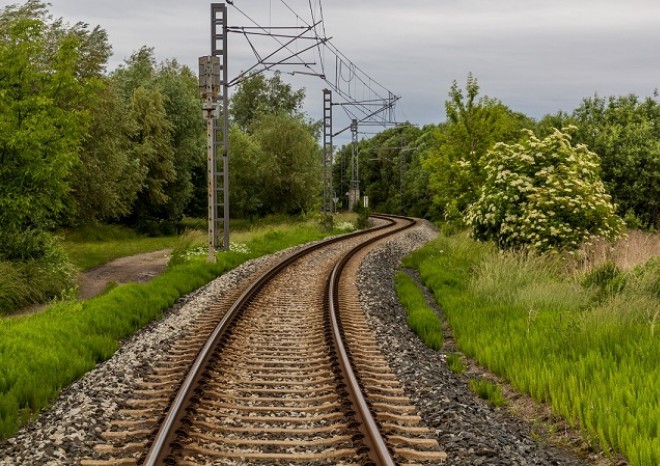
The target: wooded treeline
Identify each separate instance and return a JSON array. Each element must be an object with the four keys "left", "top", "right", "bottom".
[
  {"left": 0, "top": 1, "right": 322, "bottom": 267},
  {"left": 2, "top": 0, "right": 658, "bottom": 265},
  {"left": 0, "top": 1, "right": 206, "bottom": 263},
  {"left": 335, "top": 75, "right": 659, "bottom": 240}
]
